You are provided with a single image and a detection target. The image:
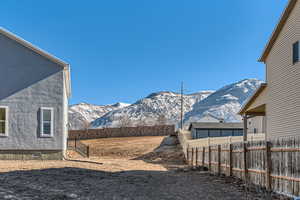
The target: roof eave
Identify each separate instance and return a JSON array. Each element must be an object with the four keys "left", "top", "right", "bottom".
[
  {"left": 0, "top": 27, "right": 72, "bottom": 98},
  {"left": 64, "top": 65, "right": 72, "bottom": 98},
  {"left": 238, "top": 83, "right": 267, "bottom": 115}
]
